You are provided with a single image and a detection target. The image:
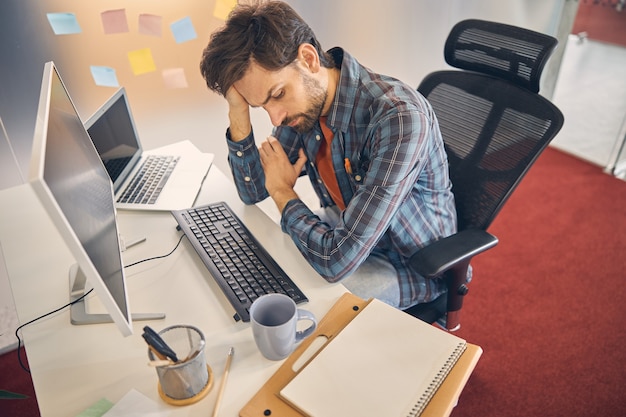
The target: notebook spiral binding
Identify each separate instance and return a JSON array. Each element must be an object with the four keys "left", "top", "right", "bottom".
[{"left": 407, "top": 342, "right": 467, "bottom": 417}]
